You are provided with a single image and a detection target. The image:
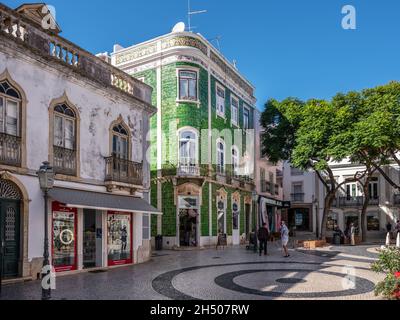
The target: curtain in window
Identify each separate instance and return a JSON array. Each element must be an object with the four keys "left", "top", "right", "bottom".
[
  {"left": 180, "top": 131, "right": 197, "bottom": 166},
  {"left": 6, "top": 100, "right": 18, "bottom": 136},
  {"left": 64, "top": 118, "right": 75, "bottom": 150},
  {"left": 54, "top": 115, "right": 64, "bottom": 147}
]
